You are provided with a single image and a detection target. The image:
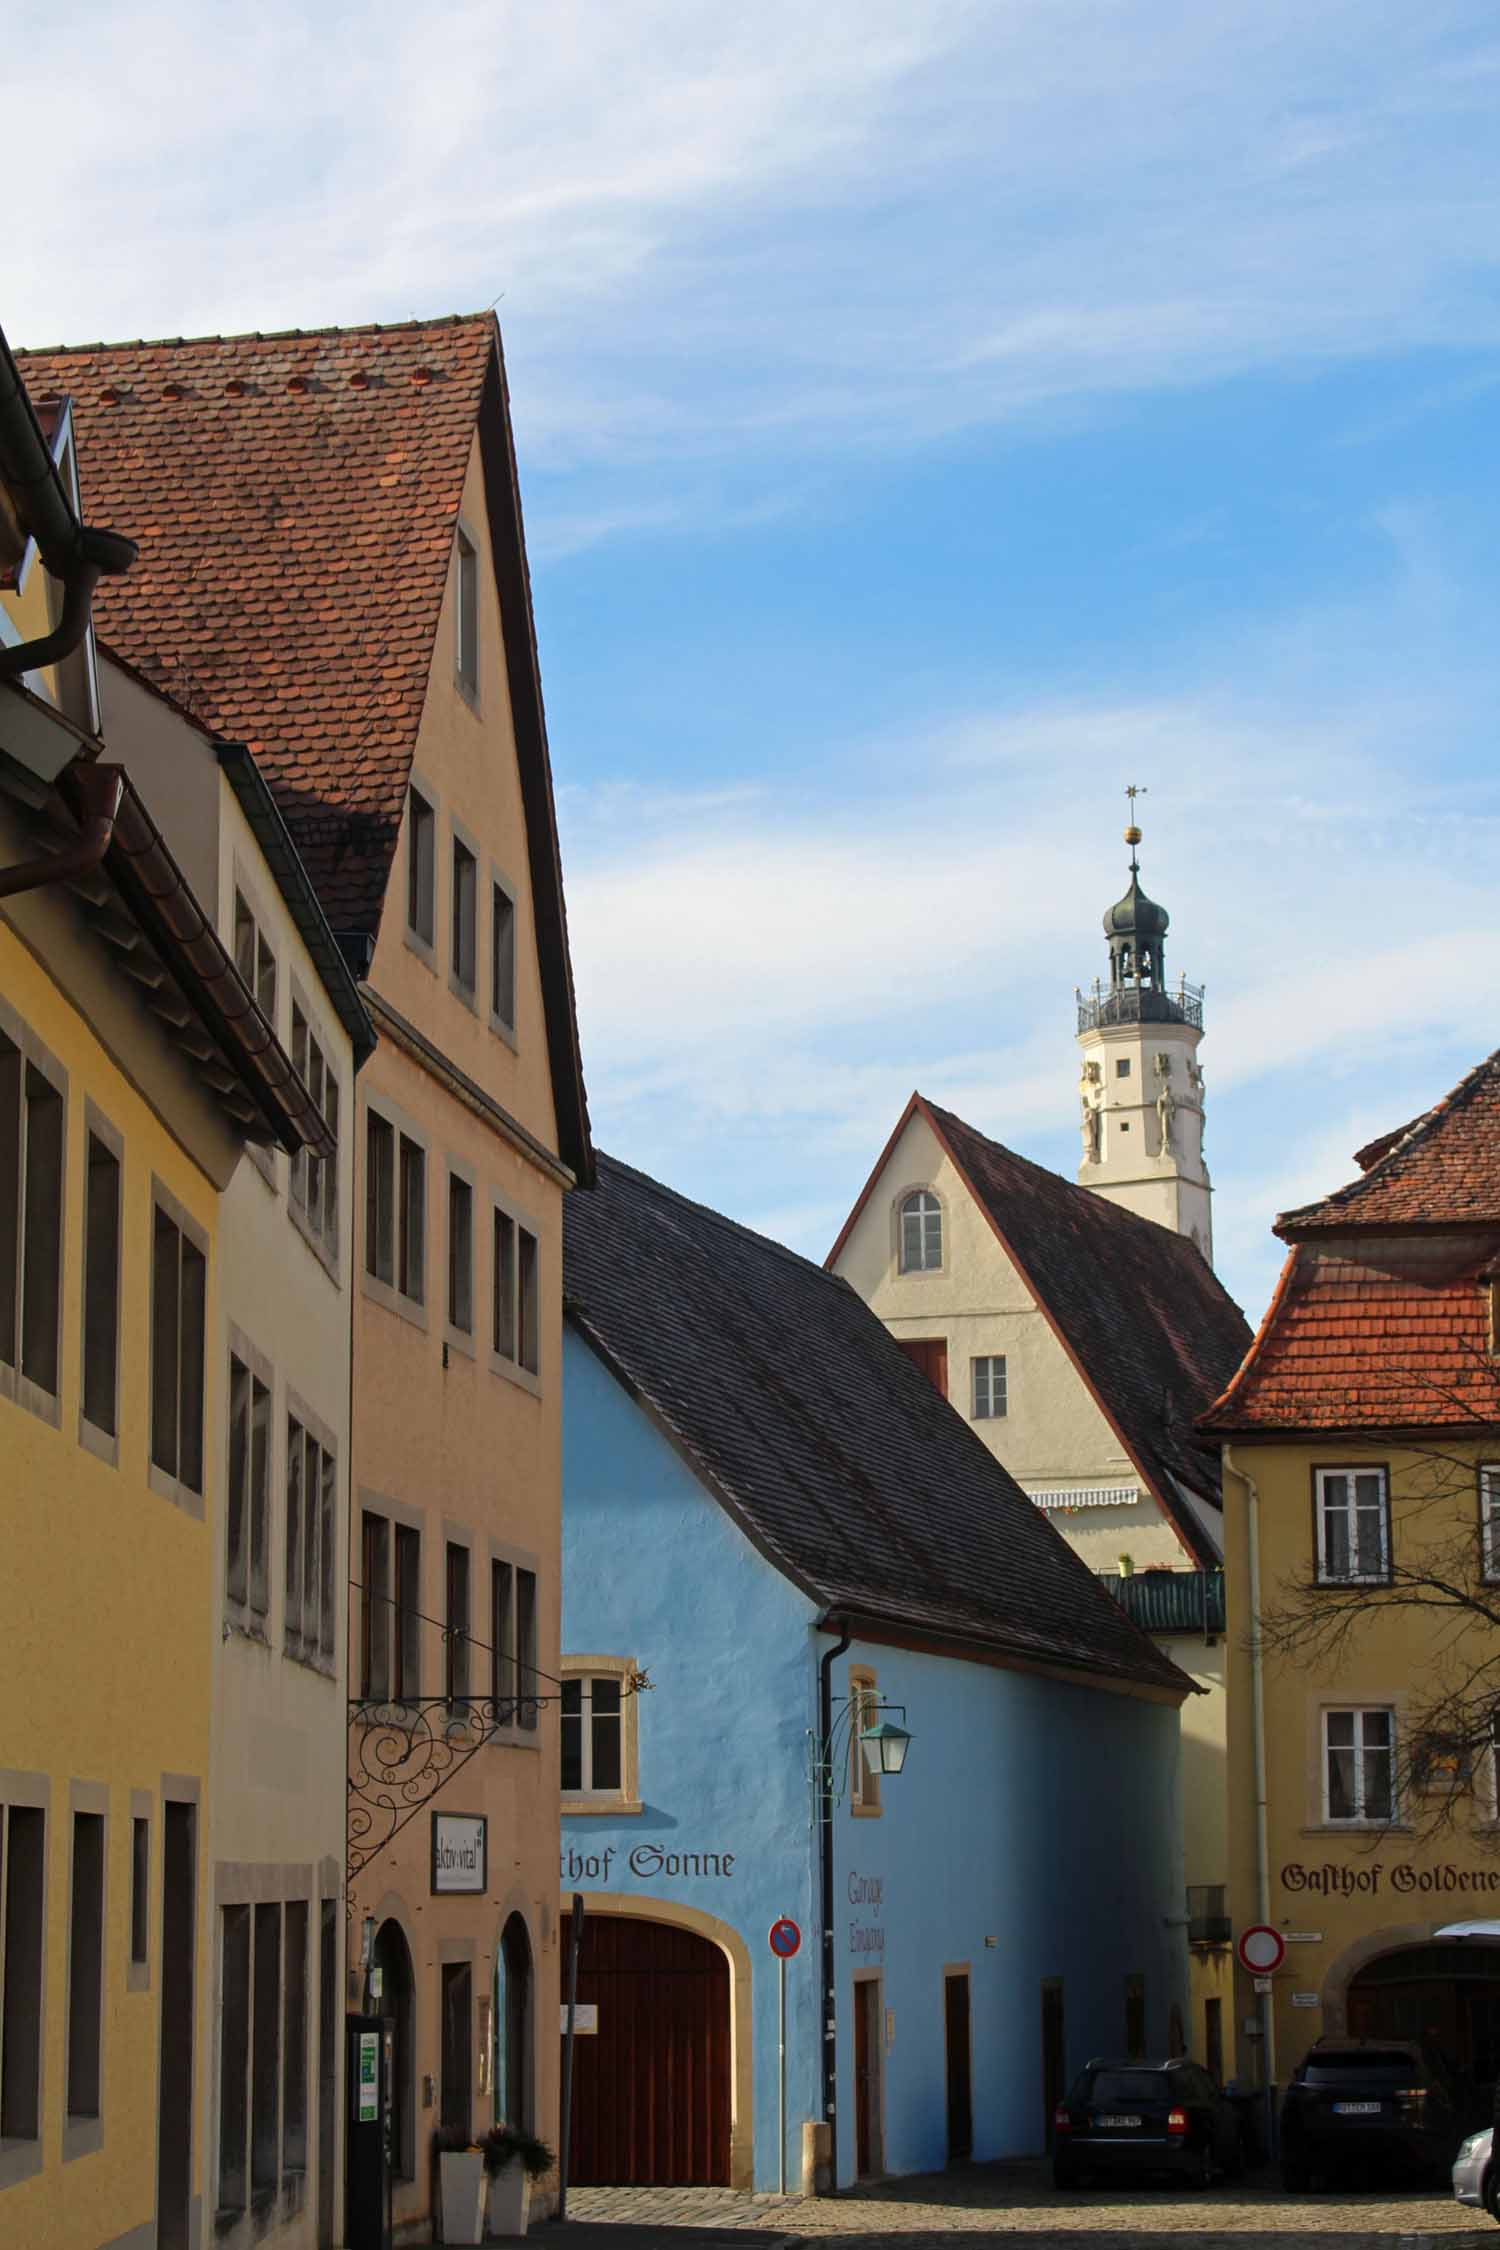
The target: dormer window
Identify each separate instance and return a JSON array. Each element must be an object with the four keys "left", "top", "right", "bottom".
[{"left": 898, "top": 1190, "right": 942, "bottom": 1274}]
